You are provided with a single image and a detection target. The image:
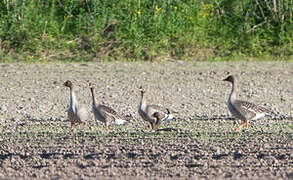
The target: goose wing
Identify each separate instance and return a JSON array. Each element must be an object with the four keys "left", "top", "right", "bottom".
[
  {"left": 148, "top": 104, "right": 174, "bottom": 122},
  {"left": 148, "top": 104, "right": 170, "bottom": 114},
  {"left": 99, "top": 105, "right": 127, "bottom": 124},
  {"left": 234, "top": 100, "right": 269, "bottom": 120}
]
